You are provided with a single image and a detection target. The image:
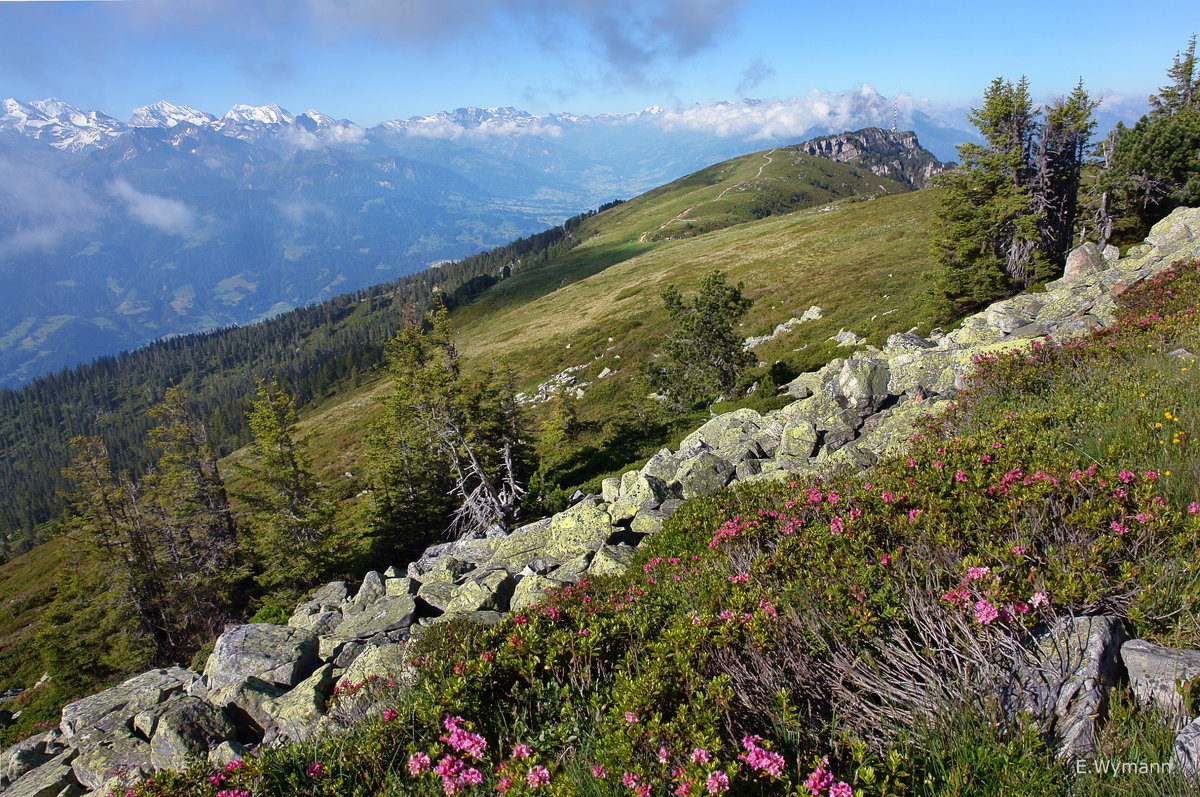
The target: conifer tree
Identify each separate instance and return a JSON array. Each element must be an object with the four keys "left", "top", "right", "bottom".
[
  {"left": 930, "top": 77, "right": 1095, "bottom": 315},
  {"left": 646, "top": 270, "right": 753, "bottom": 408},
  {"left": 238, "top": 378, "right": 338, "bottom": 591},
  {"left": 1097, "top": 37, "right": 1200, "bottom": 242}
]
